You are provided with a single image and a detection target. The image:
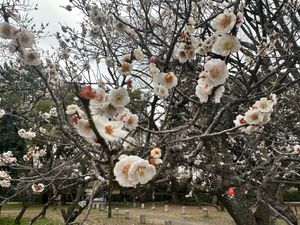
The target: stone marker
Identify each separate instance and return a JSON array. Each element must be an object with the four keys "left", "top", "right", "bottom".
[
  {"left": 115, "top": 208, "right": 119, "bottom": 215},
  {"left": 96, "top": 203, "right": 100, "bottom": 210},
  {"left": 125, "top": 210, "right": 130, "bottom": 220},
  {"left": 151, "top": 204, "right": 155, "bottom": 210},
  {"left": 140, "top": 215, "right": 146, "bottom": 224},
  {"left": 165, "top": 221, "right": 172, "bottom": 225},
  {"left": 133, "top": 201, "right": 137, "bottom": 208},
  {"left": 105, "top": 206, "right": 109, "bottom": 212},
  {"left": 202, "top": 208, "right": 208, "bottom": 217},
  {"left": 164, "top": 205, "right": 169, "bottom": 212},
  {"left": 181, "top": 206, "right": 186, "bottom": 215},
  {"left": 100, "top": 204, "right": 104, "bottom": 211},
  {"left": 141, "top": 203, "right": 145, "bottom": 209}
]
